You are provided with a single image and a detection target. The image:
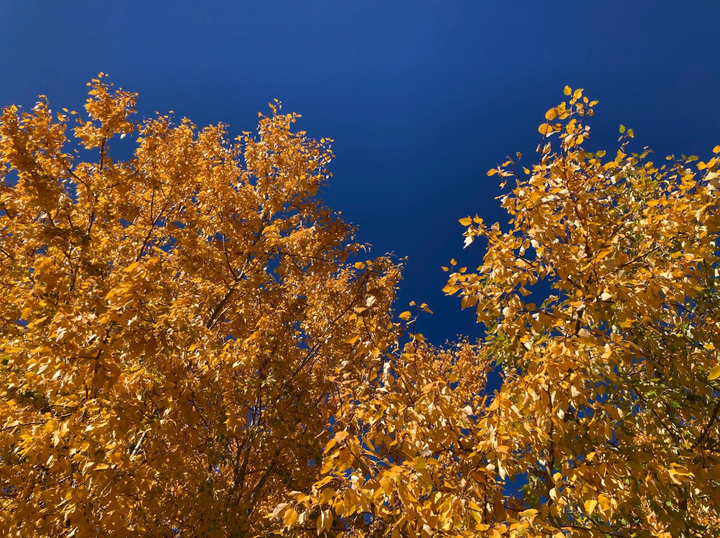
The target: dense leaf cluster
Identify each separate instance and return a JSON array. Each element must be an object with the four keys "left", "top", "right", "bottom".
[{"left": 1, "top": 79, "right": 719, "bottom": 537}]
